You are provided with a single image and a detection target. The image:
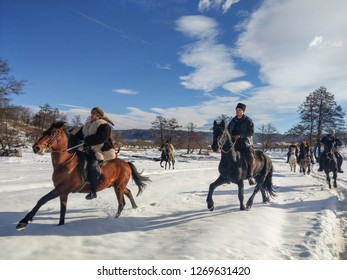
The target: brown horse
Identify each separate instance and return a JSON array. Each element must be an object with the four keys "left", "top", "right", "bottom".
[{"left": 16, "top": 122, "right": 150, "bottom": 230}]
